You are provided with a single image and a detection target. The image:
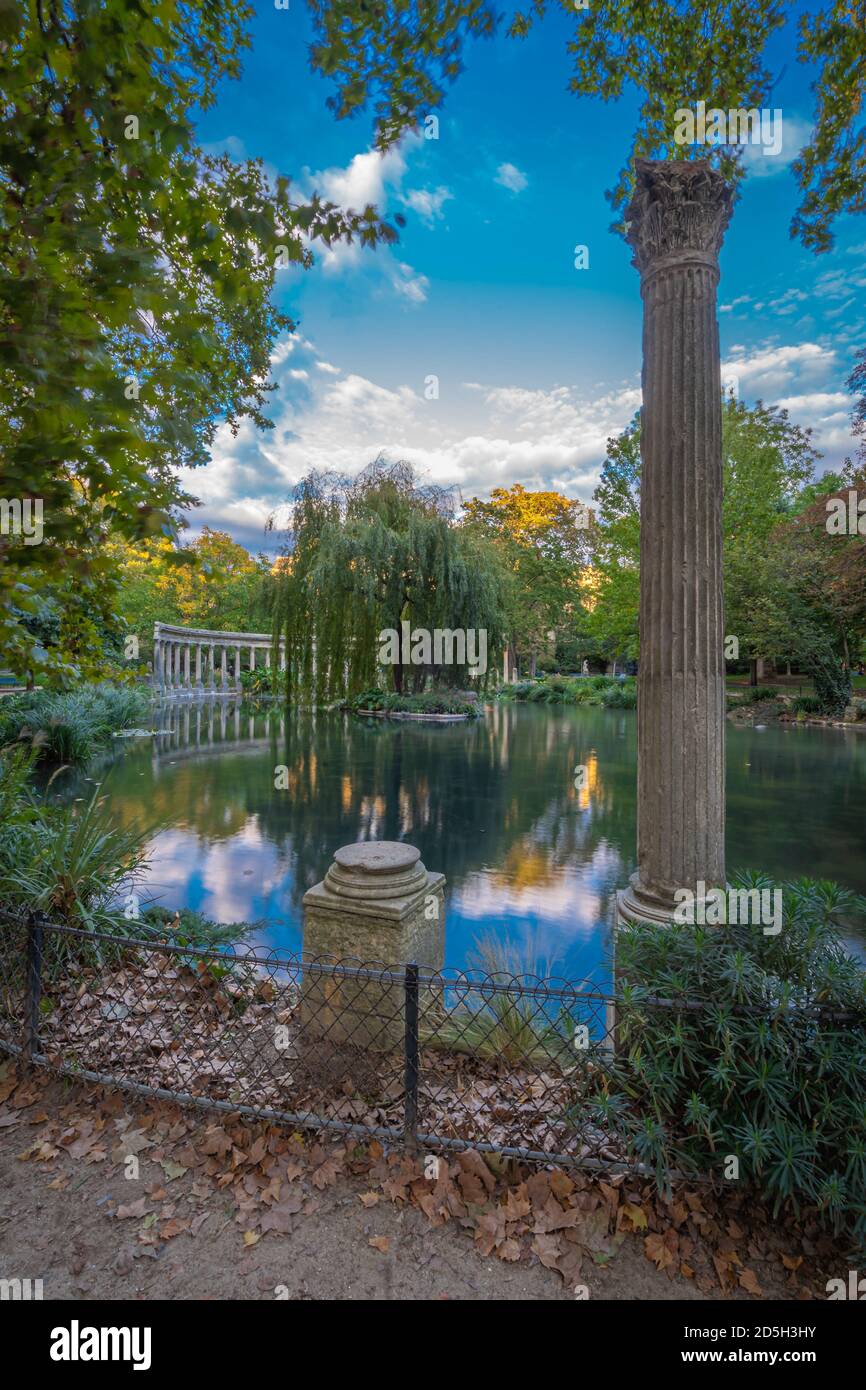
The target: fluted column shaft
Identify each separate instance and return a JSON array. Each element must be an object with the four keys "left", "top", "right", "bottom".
[{"left": 619, "top": 160, "right": 732, "bottom": 925}]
